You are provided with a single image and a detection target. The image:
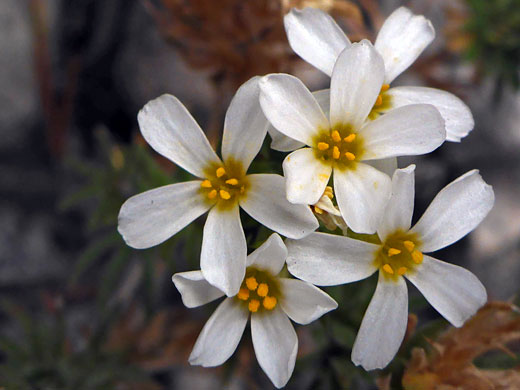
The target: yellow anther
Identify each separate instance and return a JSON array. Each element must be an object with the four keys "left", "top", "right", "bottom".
[
  {"left": 344, "top": 152, "right": 356, "bottom": 161},
  {"left": 257, "top": 283, "right": 269, "bottom": 297},
  {"left": 225, "top": 178, "right": 239, "bottom": 185},
  {"left": 375, "top": 95, "right": 383, "bottom": 106},
  {"left": 381, "top": 84, "right": 390, "bottom": 92},
  {"left": 331, "top": 130, "right": 341, "bottom": 142},
  {"left": 332, "top": 146, "right": 340, "bottom": 159},
  {"left": 208, "top": 189, "right": 217, "bottom": 199},
  {"left": 324, "top": 186, "right": 333, "bottom": 199},
  {"left": 403, "top": 240, "right": 415, "bottom": 252},
  {"left": 383, "top": 264, "right": 394, "bottom": 274},
  {"left": 201, "top": 180, "right": 212, "bottom": 188},
  {"left": 317, "top": 142, "right": 330, "bottom": 151},
  {"left": 240, "top": 186, "right": 245, "bottom": 194},
  {"left": 343, "top": 133, "right": 356, "bottom": 143},
  {"left": 397, "top": 267, "right": 407, "bottom": 276},
  {"left": 246, "top": 277, "right": 258, "bottom": 291},
  {"left": 388, "top": 248, "right": 401, "bottom": 257},
  {"left": 412, "top": 250, "right": 424, "bottom": 264},
  {"left": 237, "top": 288, "right": 249, "bottom": 301},
  {"left": 249, "top": 299, "right": 260, "bottom": 313},
  {"left": 313, "top": 206, "right": 323, "bottom": 214},
  {"left": 263, "top": 296, "right": 277, "bottom": 310},
  {"left": 219, "top": 190, "right": 231, "bottom": 200},
  {"left": 216, "top": 167, "right": 226, "bottom": 178}
]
